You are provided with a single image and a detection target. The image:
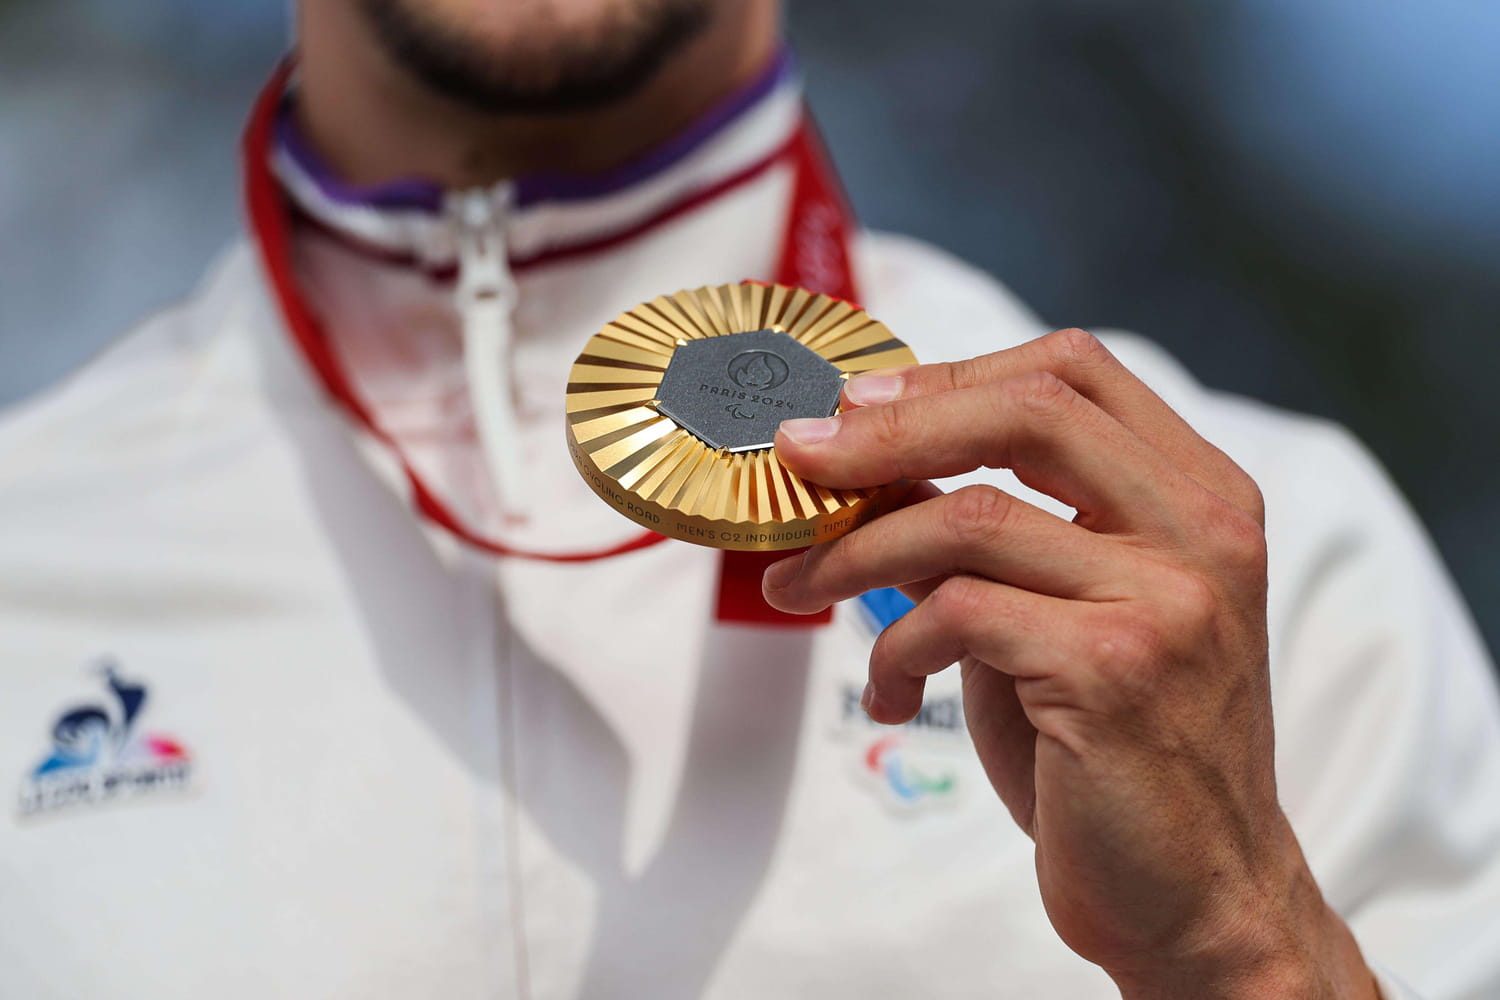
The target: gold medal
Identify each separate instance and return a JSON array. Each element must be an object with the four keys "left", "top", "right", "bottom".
[{"left": 566, "top": 282, "right": 917, "bottom": 551}]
